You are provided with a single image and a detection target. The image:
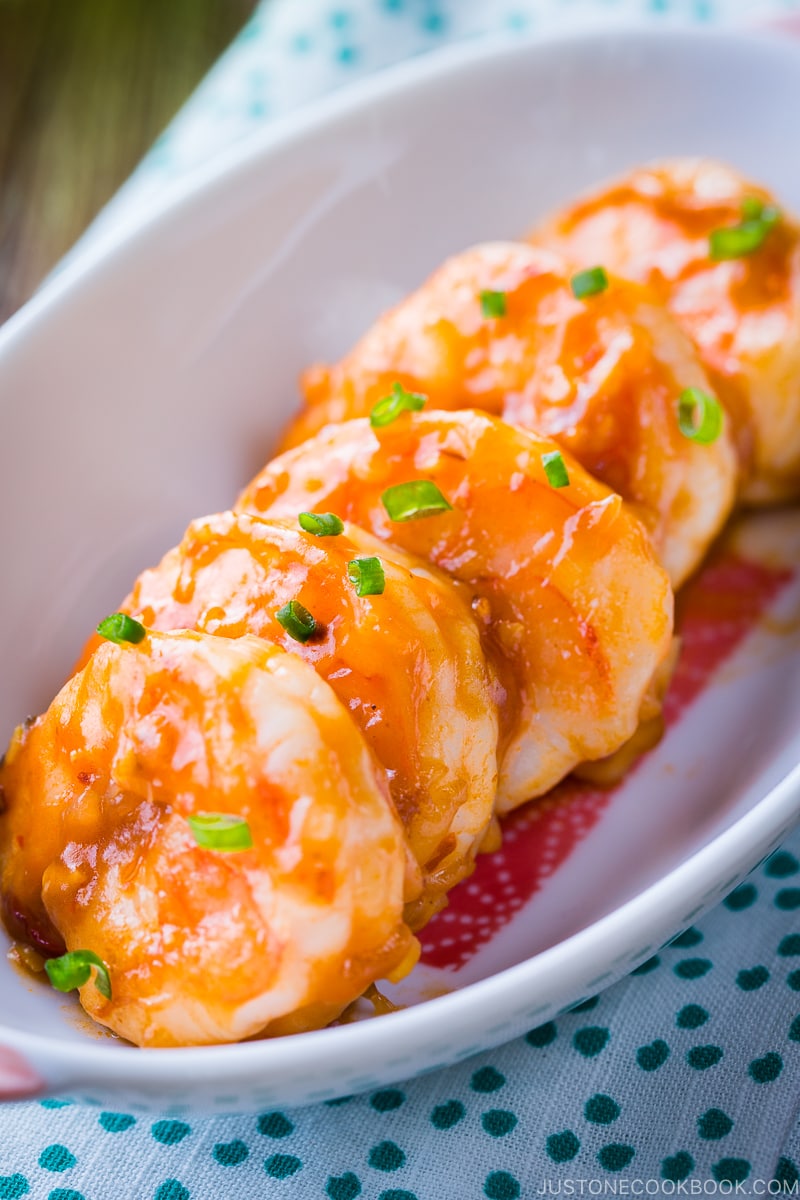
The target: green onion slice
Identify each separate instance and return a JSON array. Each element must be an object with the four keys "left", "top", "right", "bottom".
[
  {"left": 709, "top": 205, "right": 780, "bottom": 261},
  {"left": 541, "top": 450, "right": 570, "bottom": 488},
  {"left": 740, "top": 196, "right": 764, "bottom": 221},
  {"left": 370, "top": 382, "right": 427, "bottom": 428},
  {"left": 348, "top": 556, "right": 386, "bottom": 597},
  {"left": 381, "top": 480, "right": 453, "bottom": 522},
  {"left": 187, "top": 812, "right": 253, "bottom": 852},
  {"left": 96, "top": 613, "right": 146, "bottom": 645},
  {"left": 677, "top": 387, "right": 724, "bottom": 444},
  {"left": 739, "top": 196, "right": 780, "bottom": 224},
  {"left": 570, "top": 267, "right": 609, "bottom": 299},
  {"left": 298, "top": 511, "right": 344, "bottom": 537},
  {"left": 276, "top": 599, "right": 317, "bottom": 643},
  {"left": 480, "top": 290, "right": 507, "bottom": 318},
  {"left": 45, "top": 950, "right": 112, "bottom": 1001}
]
